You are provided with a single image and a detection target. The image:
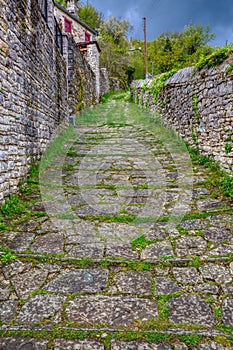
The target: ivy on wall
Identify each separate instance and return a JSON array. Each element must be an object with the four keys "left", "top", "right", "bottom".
[{"left": 142, "top": 69, "right": 177, "bottom": 104}]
